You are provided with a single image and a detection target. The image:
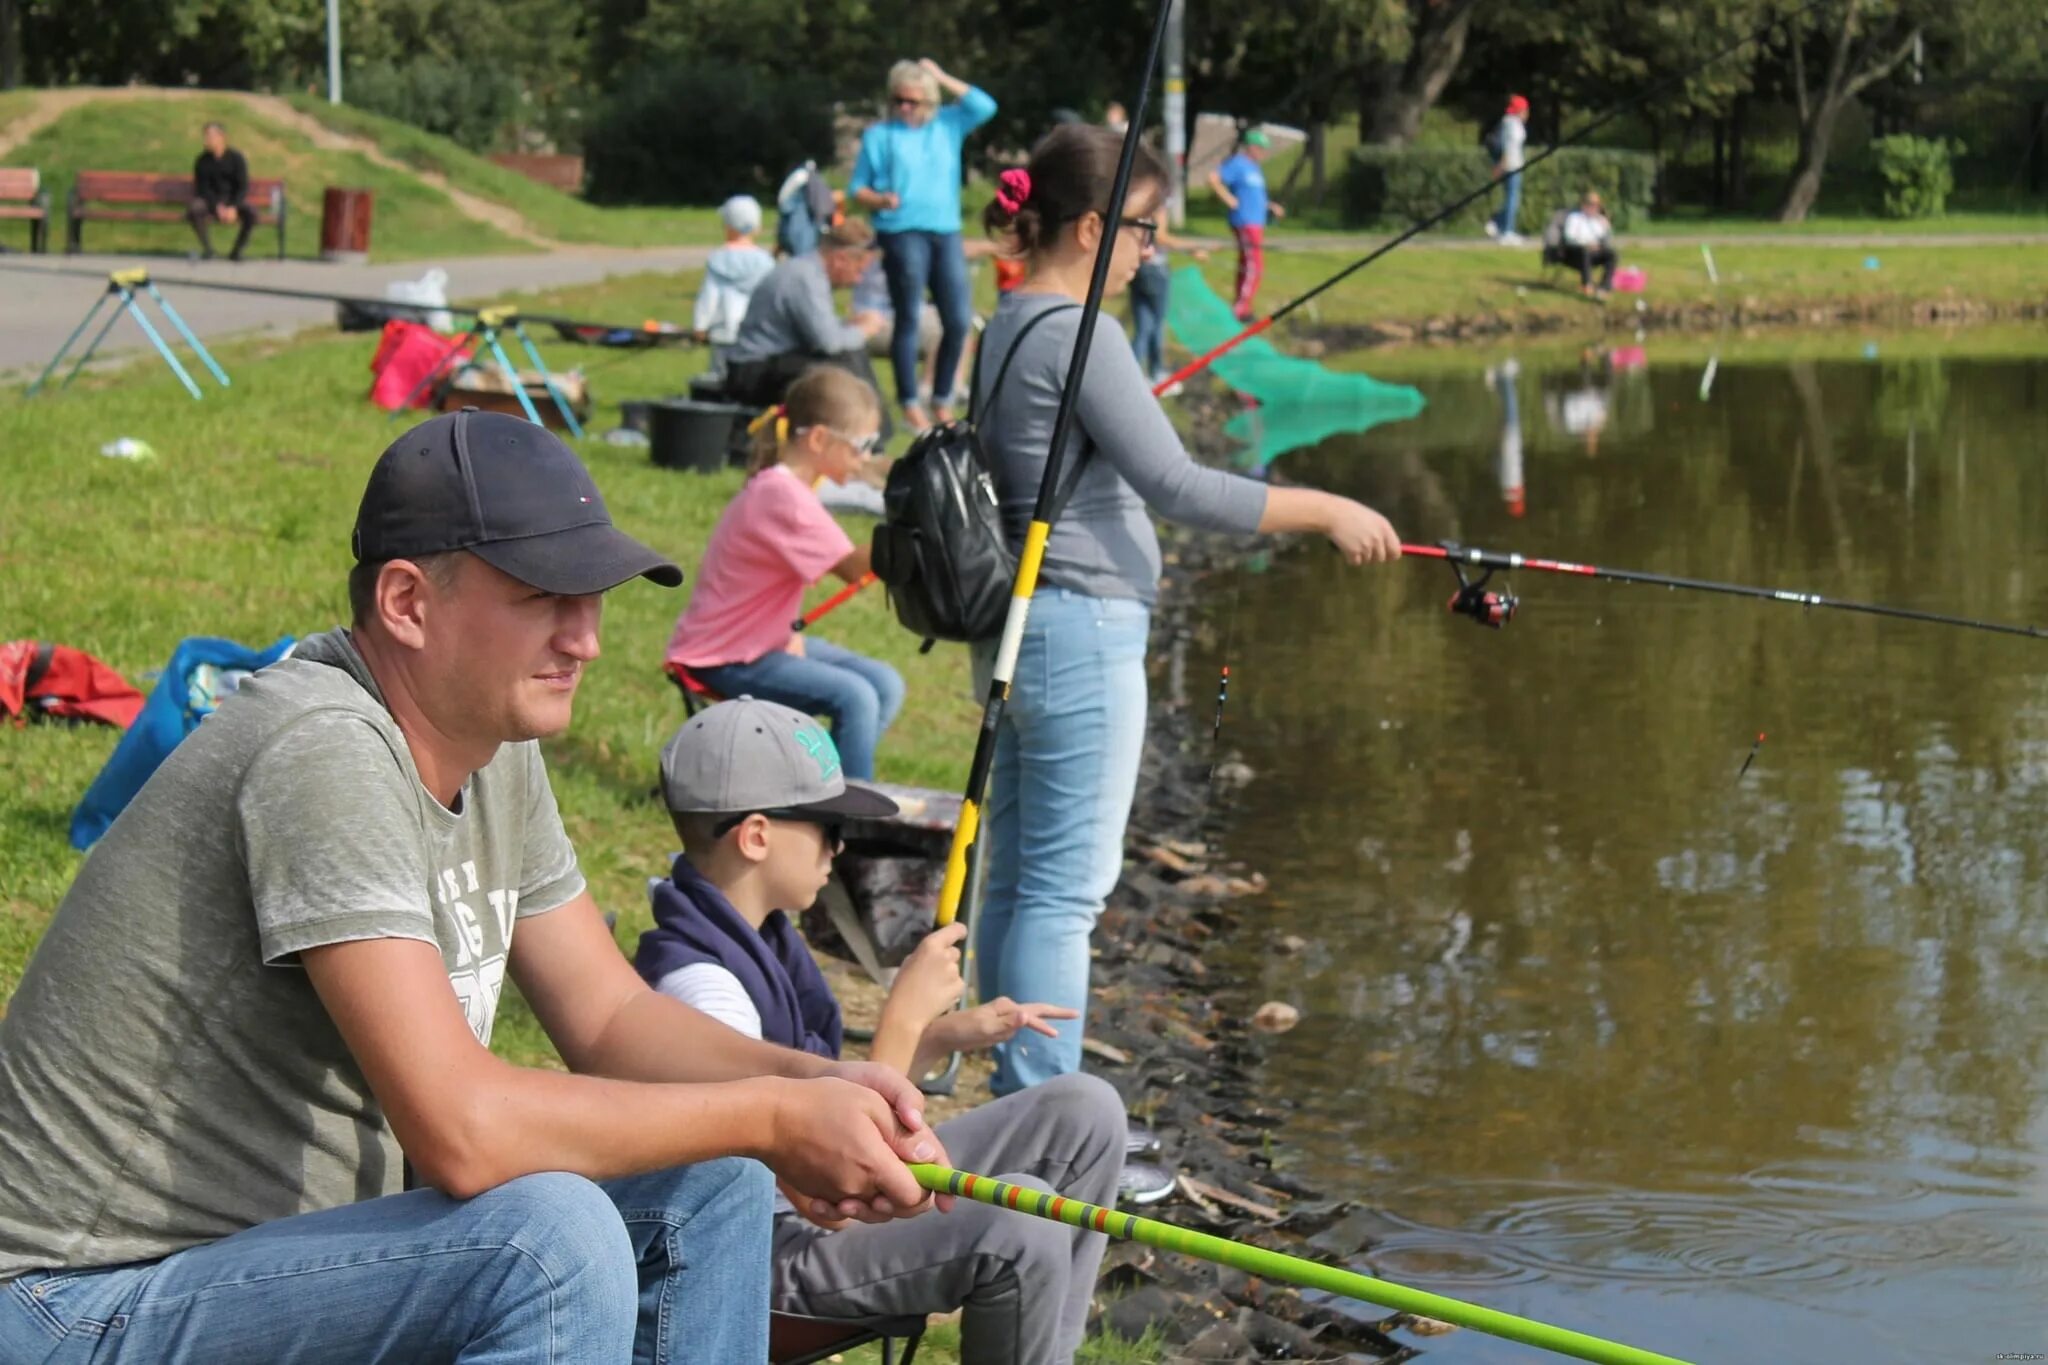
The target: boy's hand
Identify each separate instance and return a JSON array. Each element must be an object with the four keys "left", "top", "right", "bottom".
[
  {"left": 926, "top": 997, "right": 1076, "bottom": 1053},
  {"left": 1270, "top": 202, "right": 1286, "bottom": 220},
  {"left": 884, "top": 923, "right": 967, "bottom": 1030}
]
